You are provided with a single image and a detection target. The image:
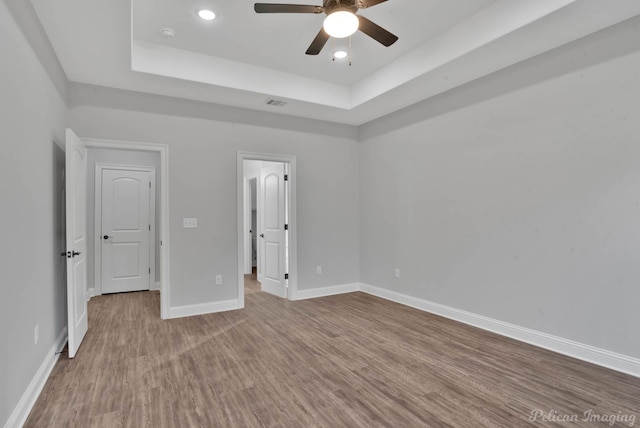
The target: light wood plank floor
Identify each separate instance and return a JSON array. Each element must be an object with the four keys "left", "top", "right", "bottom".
[
  {"left": 25, "top": 287, "right": 639, "bottom": 427},
  {"left": 244, "top": 269, "right": 261, "bottom": 295}
]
